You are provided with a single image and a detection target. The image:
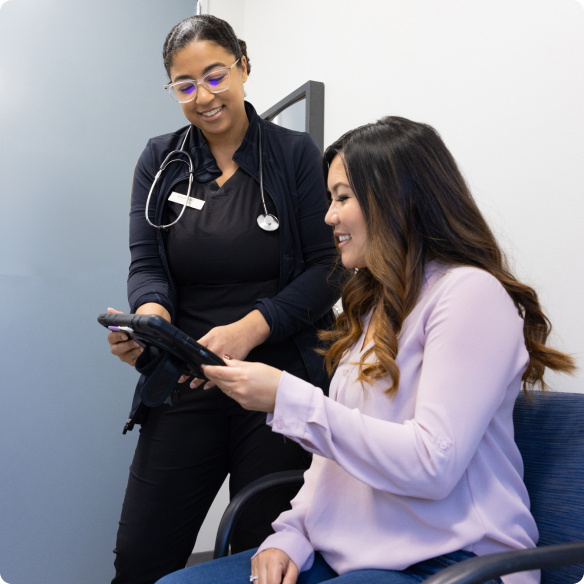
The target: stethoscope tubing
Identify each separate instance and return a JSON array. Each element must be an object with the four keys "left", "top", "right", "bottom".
[
  {"left": 144, "top": 127, "right": 194, "bottom": 230},
  {"left": 144, "top": 123, "right": 279, "bottom": 232},
  {"left": 256, "top": 123, "right": 279, "bottom": 231}
]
